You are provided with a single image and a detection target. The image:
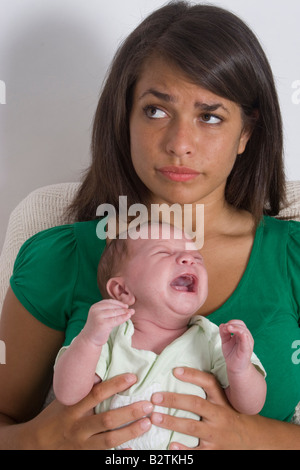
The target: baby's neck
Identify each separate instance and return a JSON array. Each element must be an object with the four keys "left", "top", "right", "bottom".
[{"left": 131, "top": 316, "right": 189, "bottom": 355}]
